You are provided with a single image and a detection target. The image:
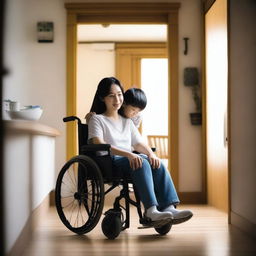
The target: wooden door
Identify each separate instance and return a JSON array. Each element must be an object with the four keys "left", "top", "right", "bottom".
[{"left": 205, "top": 0, "right": 229, "bottom": 212}]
